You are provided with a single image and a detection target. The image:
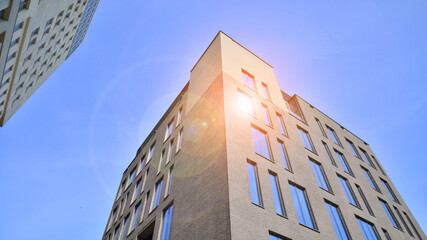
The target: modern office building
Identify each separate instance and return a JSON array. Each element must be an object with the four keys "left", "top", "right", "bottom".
[
  {"left": 102, "top": 32, "right": 426, "bottom": 240},
  {"left": 0, "top": 0, "right": 99, "bottom": 126}
]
